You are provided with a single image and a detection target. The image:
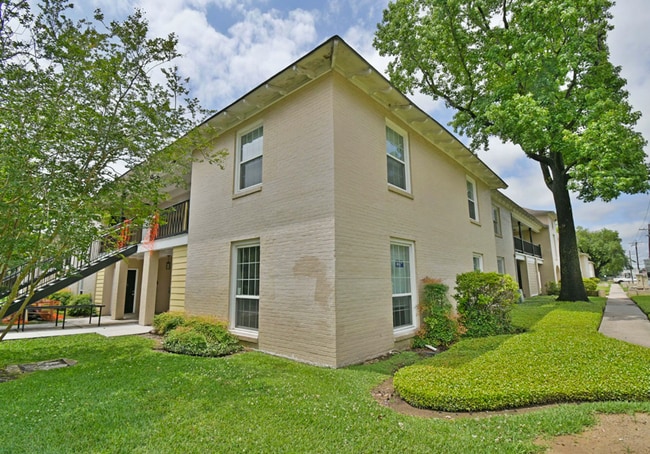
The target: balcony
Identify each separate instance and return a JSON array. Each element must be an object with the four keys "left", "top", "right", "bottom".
[
  {"left": 514, "top": 237, "right": 542, "bottom": 258},
  {"left": 157, "top": 200, "right": 190, "bottom": 240}
]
